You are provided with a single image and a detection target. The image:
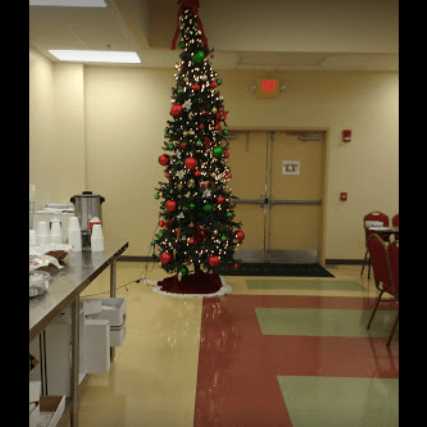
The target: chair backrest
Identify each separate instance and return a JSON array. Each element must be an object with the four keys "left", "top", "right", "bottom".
[
  {"left": 367, "top": 233, "right": 393, "bottom": 293},
  {"left": 392, "top": 214, "right": 399, "bottom": 228},
  {"left": 364, "top": 211, "right": 390, "bottom": 227},
  {"left": 363, "top": 211, "right": 390, "bottom": 246},
  {"left": 387, "top": 240, "right": 399, "bottom": 298}
]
